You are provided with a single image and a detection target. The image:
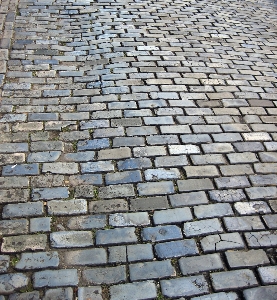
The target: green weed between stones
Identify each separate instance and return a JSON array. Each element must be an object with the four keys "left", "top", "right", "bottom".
[{"left": 10, "top": 256, "right": 19, "bottom": 267}]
